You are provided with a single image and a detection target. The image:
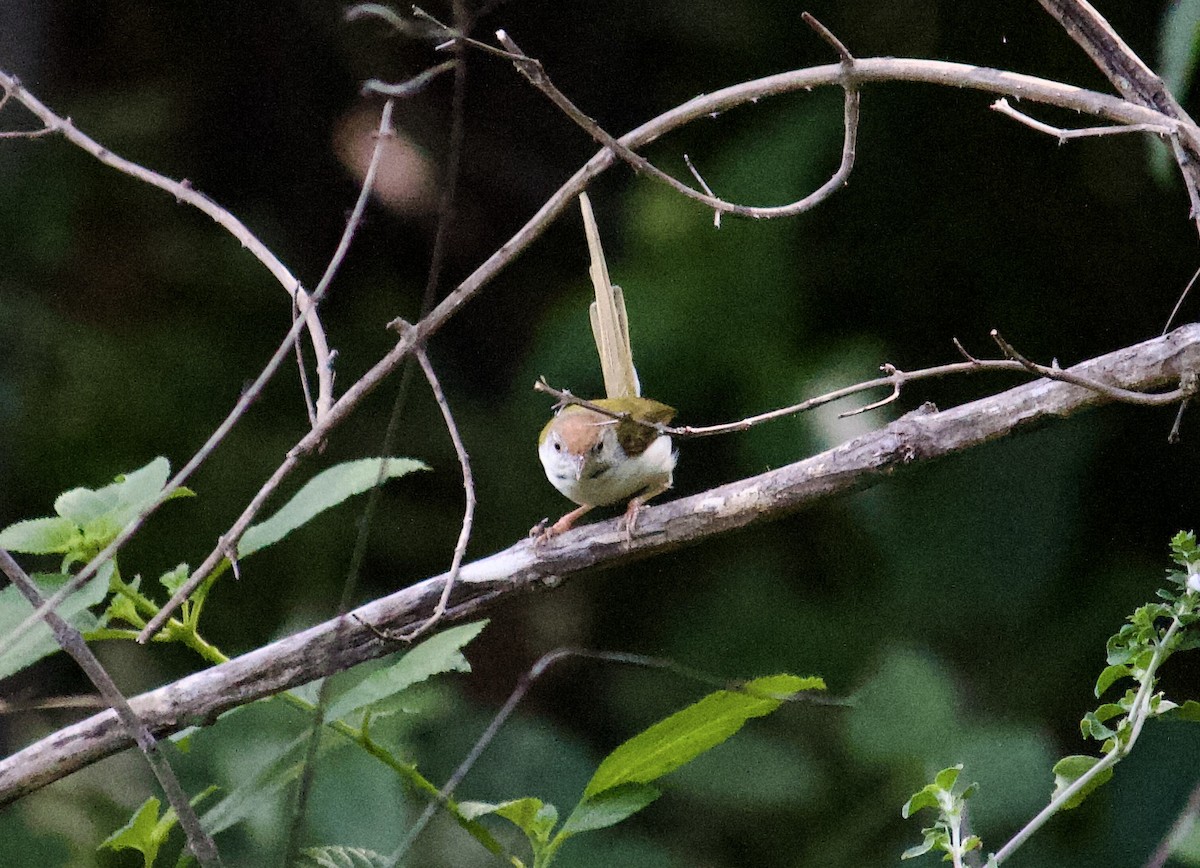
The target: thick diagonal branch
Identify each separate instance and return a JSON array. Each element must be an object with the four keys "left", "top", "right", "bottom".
[{"left": 2, "top": 323, "right": 1198, "bottom": 805}]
